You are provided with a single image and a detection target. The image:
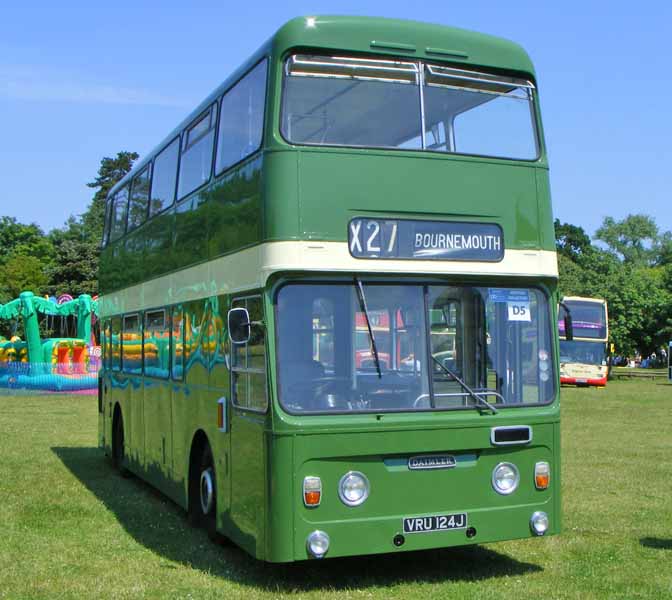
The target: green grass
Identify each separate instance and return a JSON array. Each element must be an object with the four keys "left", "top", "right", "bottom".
[{"left": 1, "top": 381, "right": 671, "bottom": 599}]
